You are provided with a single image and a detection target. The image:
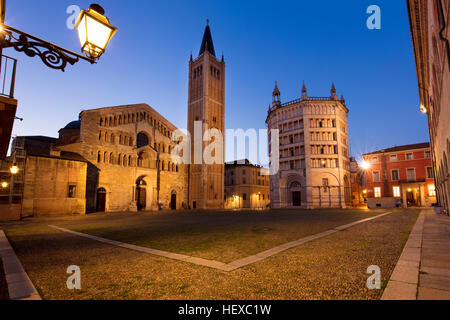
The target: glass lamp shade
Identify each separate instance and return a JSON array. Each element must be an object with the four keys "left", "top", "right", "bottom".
[{"left": 74, "top": 6, "right": 117, "bottom": 59}]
